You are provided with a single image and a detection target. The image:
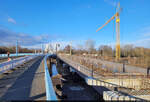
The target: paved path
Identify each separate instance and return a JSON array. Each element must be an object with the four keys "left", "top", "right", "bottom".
[{"left": 0, "top": 56, "right": 46, "bottom": 100}]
